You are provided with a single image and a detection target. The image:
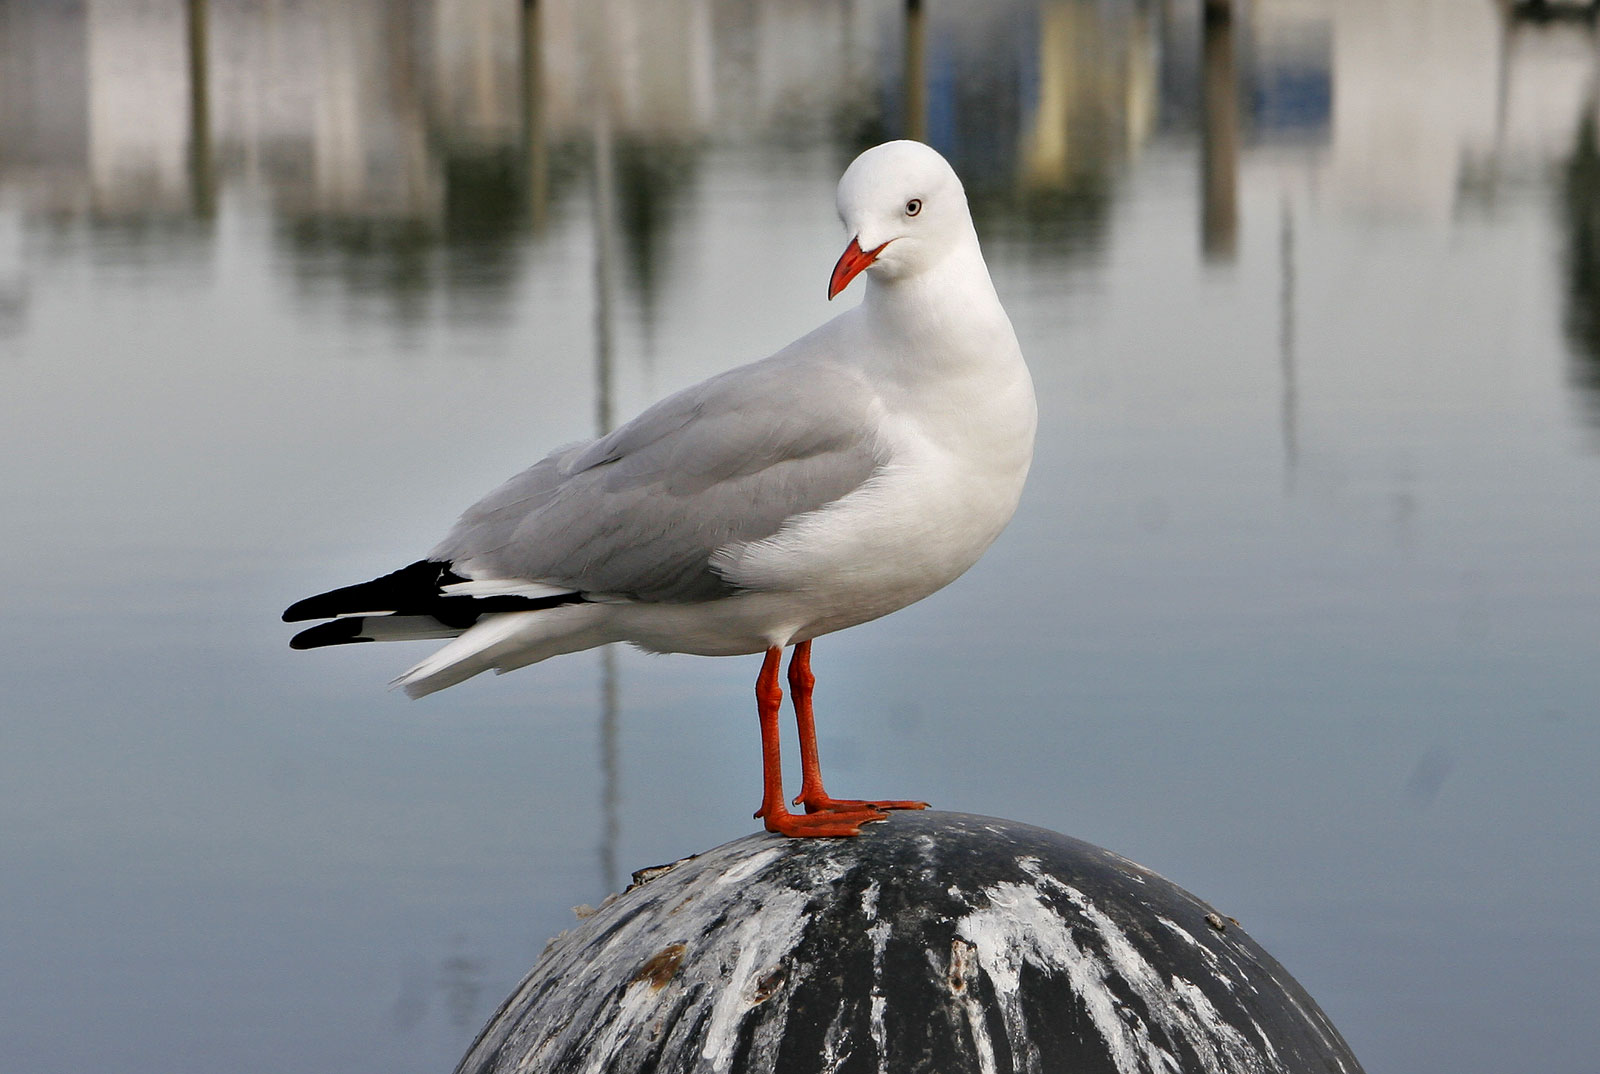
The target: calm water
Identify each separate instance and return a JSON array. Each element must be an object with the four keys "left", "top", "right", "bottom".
[{"left": 3, "top": 1, "right": 1599, "bottom": 1071}]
